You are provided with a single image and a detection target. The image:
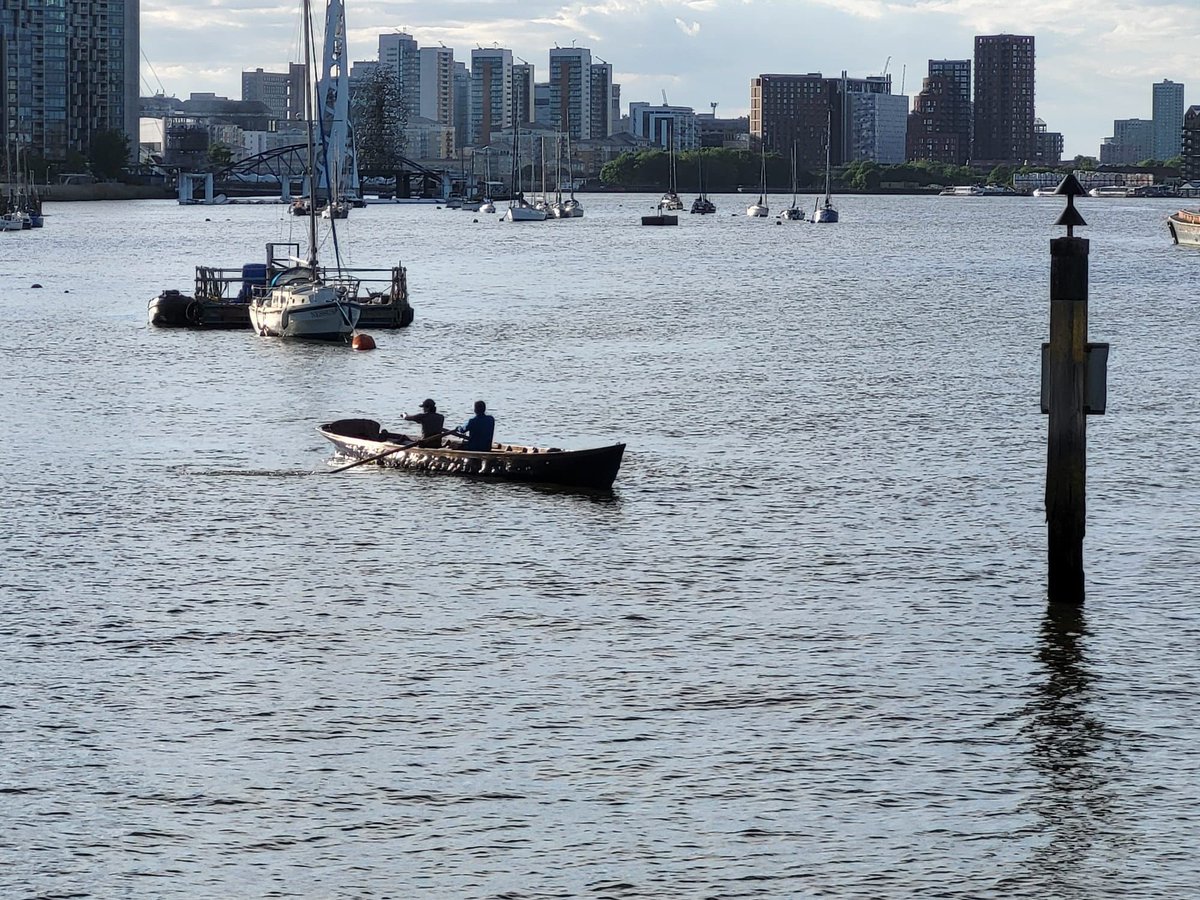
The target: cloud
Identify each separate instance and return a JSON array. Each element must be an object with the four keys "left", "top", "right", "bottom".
[{"left": 674, "top": 17, "right": 701, "bottom": 36}]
